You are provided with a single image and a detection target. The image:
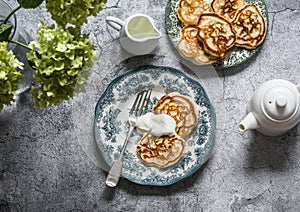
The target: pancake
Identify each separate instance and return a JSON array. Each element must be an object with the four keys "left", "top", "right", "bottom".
[
  {"left": 177, "top": 0, "right": 213, "bottom": 26},
  {"left": 136, "top": 133, "right": 186, "bottom": 168},
  {"left": 211, "top": 0, "right": 245, "bottom": 21},
  {"left": 153, "top": 92, "right": 198, "bottom": 138},
  {"left": 178, "top": 26, "right": 216, "bottom": 64},
  {"left": 197, "top": 13, "right": 235, "bottom": 58},
  {"left": 231, "top": 4, "right": 267, "bottom": 49}
]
